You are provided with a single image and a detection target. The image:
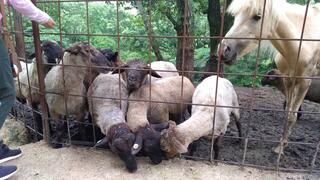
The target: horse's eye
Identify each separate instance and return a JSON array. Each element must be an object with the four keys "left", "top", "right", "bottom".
[{"left": 253, "top": 15, "right": 261, "bottom": 21}]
